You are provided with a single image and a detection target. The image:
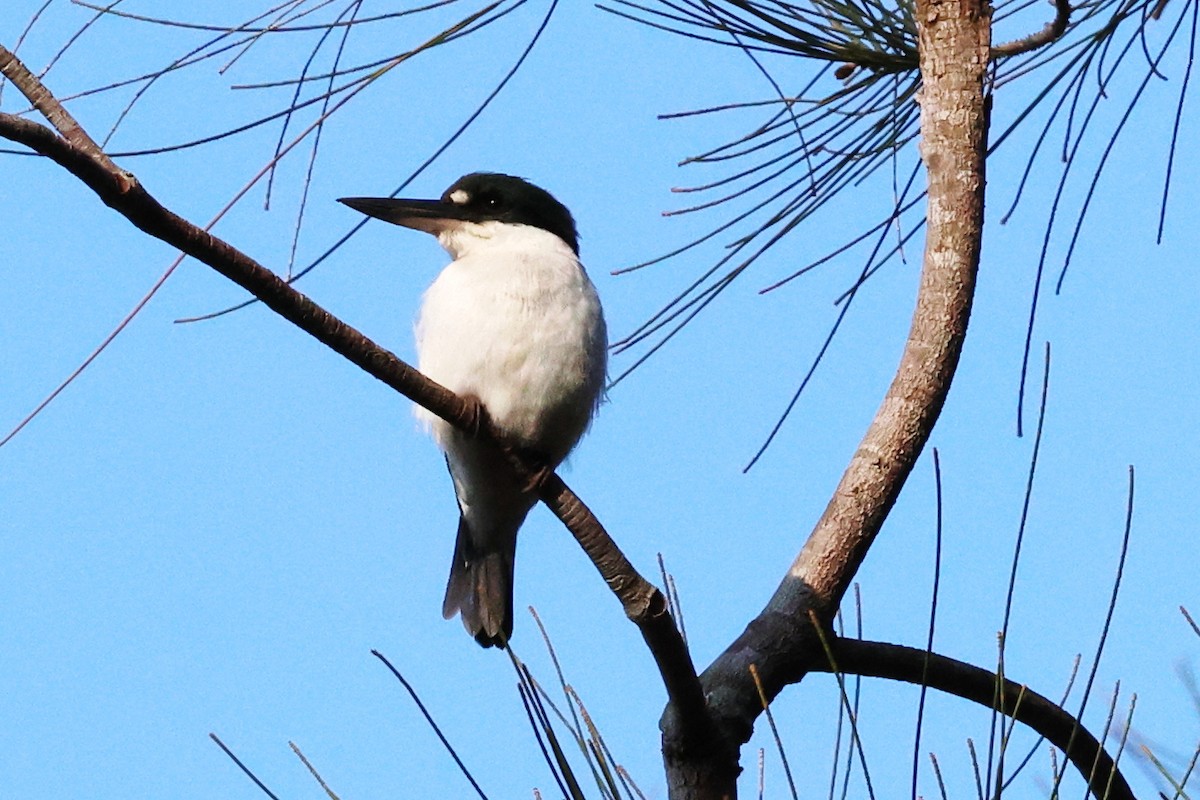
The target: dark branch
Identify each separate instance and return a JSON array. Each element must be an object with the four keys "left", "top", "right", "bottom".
[
  {"left": 538, "top": 476, "right": 707, "bottom": 728},
  {"left": 209, "top": 733, "right": 282, "bottom": 800},
  {"left": 822, "top": 638, "right": 1136, "bottom": 800},
  {"left": 0, "top": 43, "right": 705, "bottom": 728},
  {"left": 992, "top": 0, "right": 1072, "bottom": 58}
]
